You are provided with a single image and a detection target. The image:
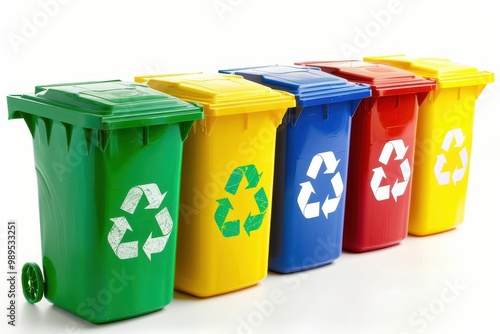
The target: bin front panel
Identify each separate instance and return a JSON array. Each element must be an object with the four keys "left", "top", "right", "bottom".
[
  {"left": 410, "top": 87, "right": 478, "bottom": 235},
  {"left": 176, "top": 111, "right": 280, "bottom": 296},
  {"left": 269, "top": 101, "right": 356, "bottom": 272},
  {"left": 32, "top": 119, "right": 183, "bottom": 323},
  {"left": 343, "top": 94, "right": 419, "bottom": 252}
]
